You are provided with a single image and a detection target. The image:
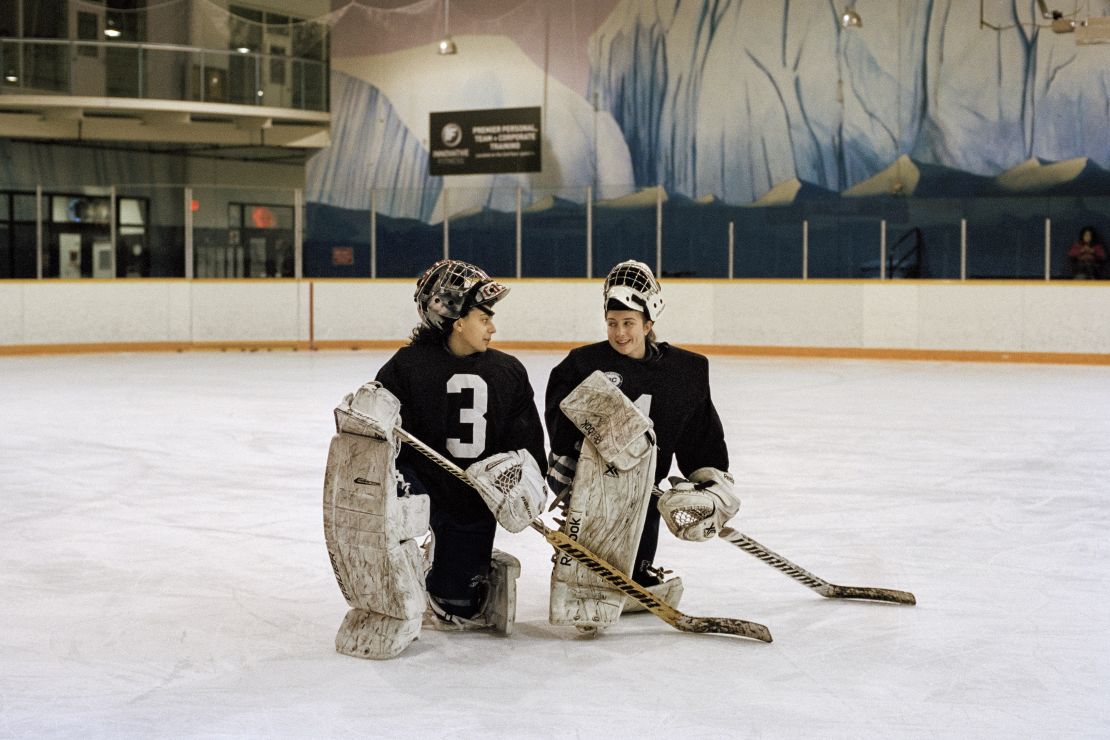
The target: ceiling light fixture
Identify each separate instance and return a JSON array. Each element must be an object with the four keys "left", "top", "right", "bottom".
[
  {"left": 840, "top": 6, "right": 862, "bottom": 29},
  {"left": 1036, "top": 0, "right": 1077, "bottom": 32},
  {"left": 438, "top": 0, "right": 457, "bottom": 55}
]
